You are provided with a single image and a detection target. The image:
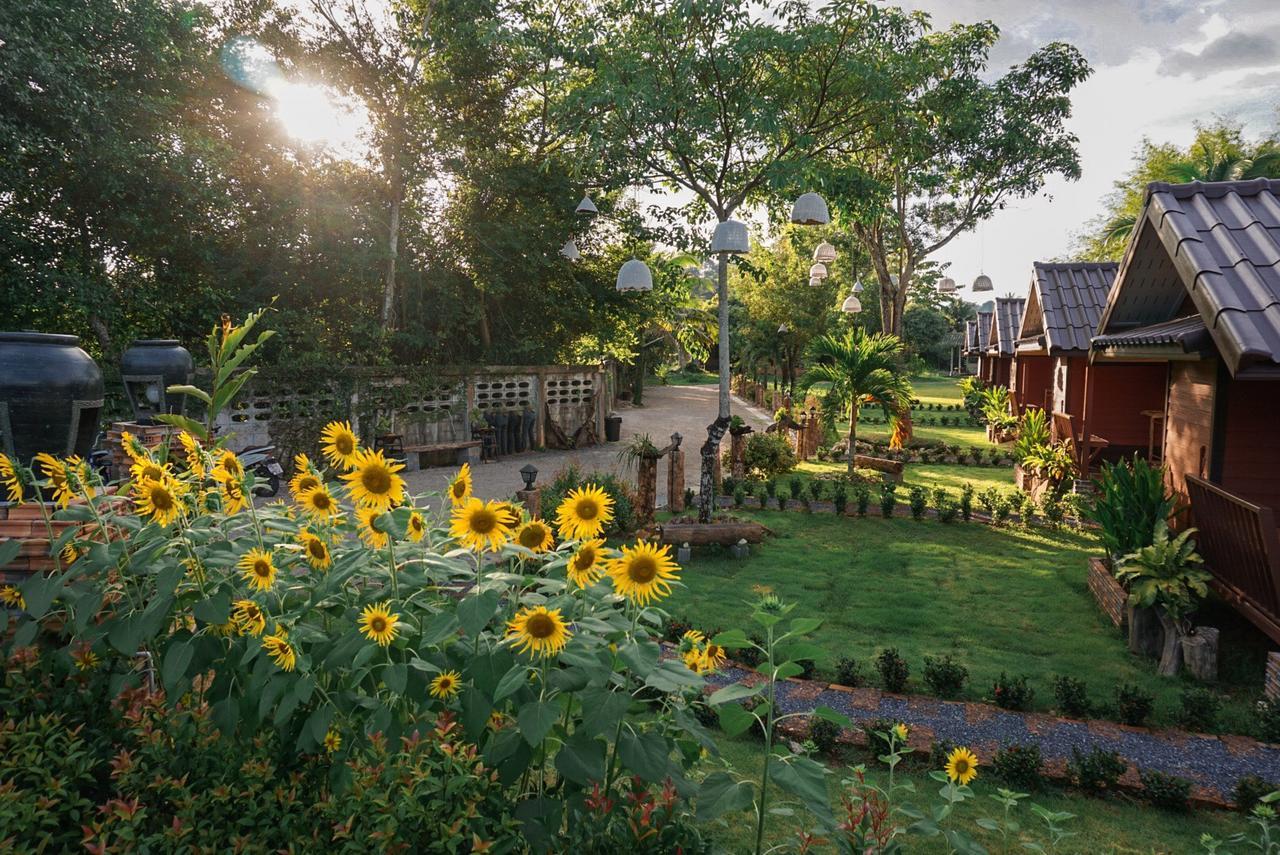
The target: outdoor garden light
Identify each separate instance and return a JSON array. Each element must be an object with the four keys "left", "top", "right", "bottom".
[
  {"left": 938, "top": 276, "right": 956, "bottom": 293},
  {"left": 778, "top": 322, "right": 789, "bottom": 333},
  {"left": 853, "top": 281, "right": 864, "bottom": 293},
  {"left": 808, "top": 276, "right": 822, "bottom": 287},
  {"left": 813, "top": 241, "right": 837, "bottom": 263},
  {"left": 616, "top": 258, "right": 653, "bottom": 291},
  {"left": 840, "top": 293, "right": 862, "bottom": 313},
  {"left": 709, "top": 219, "right": 750, "bottom": 254},
  {"left": 559, "top": 239, "right": 581, "bottom": 261},
  {"left": 809, "top": 262, "right": 828, "bottom": 279},
  {"left": 789, "top": 192, "right": 830, "bottom": 225},
  {"left": 519, "top": 464, "right": 538, "bottom": 490},
  {"left": 575, "top": 195, "right": 599, "bottom": 216},
  {"left": 972, "top": 273, "right": 994, "bottom": 292}
]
